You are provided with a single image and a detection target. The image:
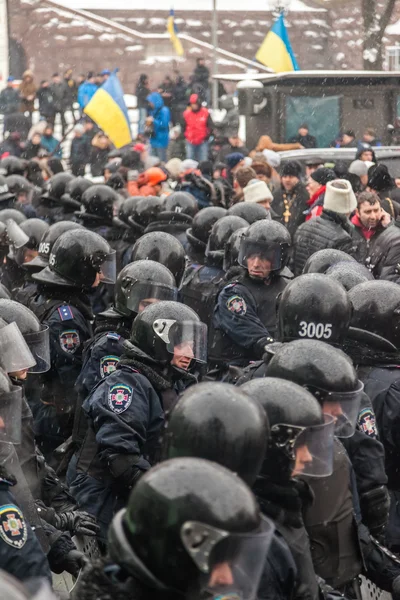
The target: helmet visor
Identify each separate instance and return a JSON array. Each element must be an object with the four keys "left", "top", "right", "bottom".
[
  {"left": 98, "top": 250, "right": 117, "bottom": 284},
  {"left": 5, "top": 219, "right": 29, "bottom": 249},
  {"left": 24, "top": 325, "right": 51, "bottom": 373},
  {"left": 181, "top": 515, "right": 274, "bottom": 600},
  {"left": 292, "top": 414, "right": 335, "bottom": 478},
  {"left": 153, "top": 319, "right": 208, "bottom": 364},
  {"left": 0, "top": 322, "right": 36, "bottom": 373},
  {"left": 124, "top": 281, "right": 178, "bottom": 313},
  {"left": 238, "top": 239, "right": 286, "bottom": 272},
  {"left": 0, "top": 386, "right": 23, "bottom": 444},
  {"left": 317, "top": 381, "right": 364, "bottom": 438}
]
